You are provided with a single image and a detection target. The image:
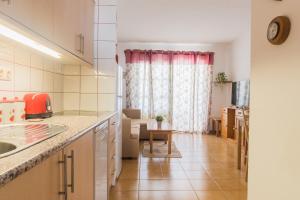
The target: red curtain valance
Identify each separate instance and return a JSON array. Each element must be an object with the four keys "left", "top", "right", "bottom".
[{"left": 125, "top": 49, "right": 214, "bottom": 65}]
